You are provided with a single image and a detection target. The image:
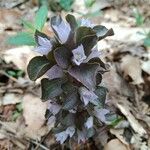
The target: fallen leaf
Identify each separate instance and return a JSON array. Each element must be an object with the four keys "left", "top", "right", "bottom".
[
  {"left": 104, "top": 139, "right": 129, "bottom": 150},
  {"left": 0, "top": 9, "right": 21, "bottom": 30},
  {"left": 0, "top": 94, "right": 21, "bottom": 106},
  {"left": 120, "top": 55, "right": 144, "bottom": 84},
  {"left": 3, "top": 46, "right": 36, "bottom": 71},
  {"left": 117, "top": 102, "right": 147, "bottom": 137},
  {"left": 22, "top": 94, "right": 48, "bottom": 140},
  {"left": 141, "top": 60, "right": 150, "bottom": 75}
]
